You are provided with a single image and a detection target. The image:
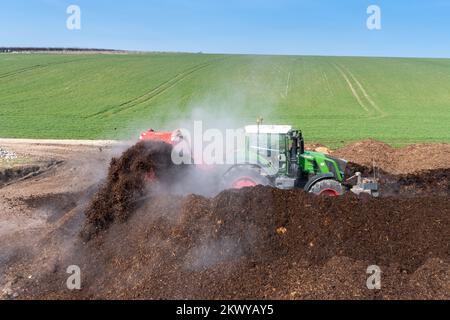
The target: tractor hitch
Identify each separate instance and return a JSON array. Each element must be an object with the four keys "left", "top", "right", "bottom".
[{"left": 348, "top": 172, "right": 380, "bottom": 197}]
